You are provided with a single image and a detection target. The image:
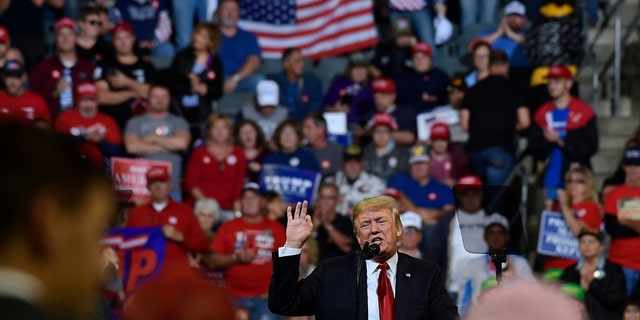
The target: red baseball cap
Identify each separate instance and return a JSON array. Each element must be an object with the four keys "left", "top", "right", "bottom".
[
  {"left": 546, "top": 65, "right": 573, "bottom": 79},
  {"left": 430, "top": 123, "right": 450, "bottom": 141},
  {"left": 55, "top": 17, "right": 76, "bottom": 32},
  {"left": 76, "top": 82, "right": 98, "bottom": 100},
  {"left": 412, "top": 42, "right": 433, "bottom": 56},
  {"left": 146, "top": 165, "right": 170, "bottom": 183},
  {"left": 469, "top": 38, "right": 492, "bottom": 52},
  {"left": 111, "top": 22, "right": 135, "bottom": 37},
  {"left": 456, "top": 174, "right": 483, "bottom": 193},
  {"left": 372, "top": 78, "right": 396, "bottom": 94},
  {"left": 383, "top": 187, "right": 401, "bottom": 200},
  {"left": 370, "top": 112, "right": 398, "bottom": 130},
  {"left": 0, "top": 25, "right": 9, "bottom": 43}
]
